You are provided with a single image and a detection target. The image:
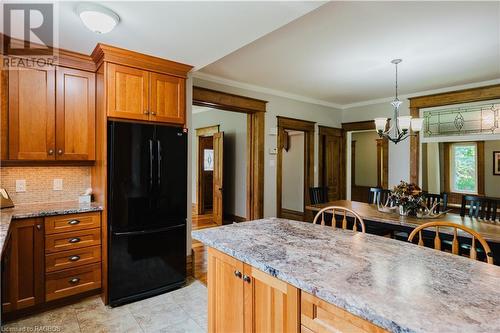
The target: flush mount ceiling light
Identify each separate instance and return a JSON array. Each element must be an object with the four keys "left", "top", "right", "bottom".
[
  {"left": 77, "top": 3, "right": 119, "bottom": 34},
  {"left": 374, "top": 59, "right": 423, "bottom": 144}
]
